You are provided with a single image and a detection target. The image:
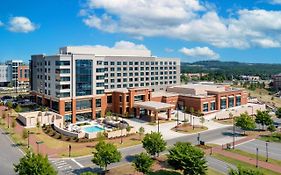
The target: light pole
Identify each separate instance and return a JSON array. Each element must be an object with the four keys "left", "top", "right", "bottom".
[
  {"left": 197, "top": 133, "right": 200, "bottom": 145},
  {"left": 192, "top": 116, "right": 195, "bottom": 130},
  {"left": 232, "top": 115, "right": 235, "bottom": 149},
  {"left": 69, "top": 144, "right": 71, "bottom": 157},
  {"left": 7, "top": 113, "right": 10, "bottom": 129},
  {"left": 265, "top": 142, "right": 268, "bottom": 162},
  {"left": 177, "top": 108, "right": 179, "bottom": 126},
  {"left": 36, "top": 141, "right": 44, "bottom": 154},
  {"left": 28, "top": 130, "right": 30, "bottom": 148},
  {"left": 256, "top": 147, "right": 259, "bottom": 168},
  {"left": 120, "top": 117, "right": 123, "bottom": 144},
  {"left": 157, "top": 115, "right": 160, "bottom": 133}
]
